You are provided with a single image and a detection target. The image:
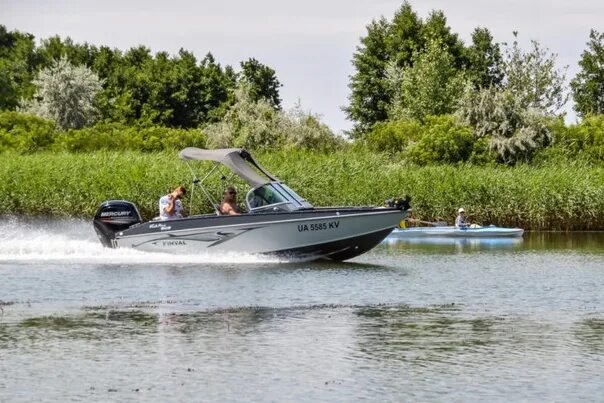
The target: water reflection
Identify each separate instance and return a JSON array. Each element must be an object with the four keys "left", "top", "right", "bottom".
[
  {"left": 0, "top": 310, "right": 161, "bottom": 346},
  {"left": 383, "top": 236, "right": 524, "bottom": 253},
  {"left": 574, "top": 318, "right": 604, "bottom": 354},
  {"left": 4, "top": 305, "right": 601, "bottom": 357},
  {"left": 352, "top": 306, "right": 604, "bottom": 369},
  {"left": 382, "top": 231, "right": 604, "bottom": 254},
  {"left": 523, "top": 232, "right": 604, "bottom": 251},
  {"left": 2, "top": 304, "right": 602, "bottom": 402},
  {"left": 353, "top": 305, "right": 502, "bottom": 362}
]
